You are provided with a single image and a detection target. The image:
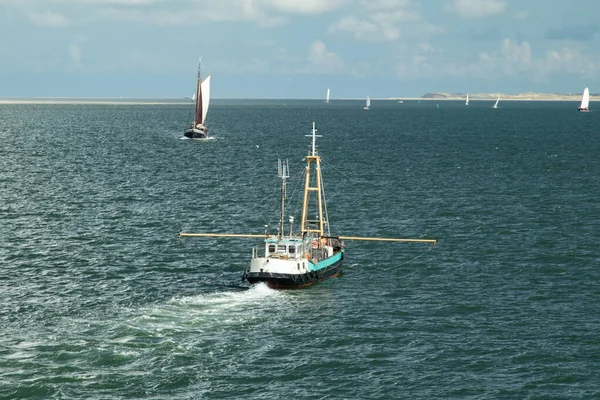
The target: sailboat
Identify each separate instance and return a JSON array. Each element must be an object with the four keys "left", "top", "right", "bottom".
[
  {"left": 578, "top": 87, "right": 590, "bottom": 112},
  {"left": 364, "top": 95, "right": 370, "bottom": 110},
  {"left": 465, "top": 93, "right": 469, "bottom": 106},
  {"left": 492, "top": 93, "right": 500, "bottom": 109},
  {"left": 325, "top": 88, "right": 330, "bottom": 104},
  {"left": 179, "top": 122, "right": 438, "bottom": 289},
  {"left": 183, "top": 58, "right": 212, "bottom": 139}
]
